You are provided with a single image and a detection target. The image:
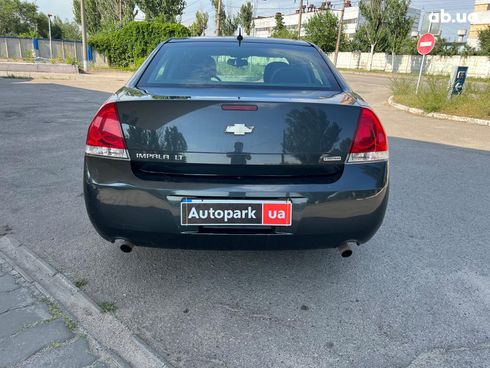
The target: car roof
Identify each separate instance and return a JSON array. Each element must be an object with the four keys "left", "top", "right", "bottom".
[{"left": 168, "top": 37, "right": 312, "bottom": 47}]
